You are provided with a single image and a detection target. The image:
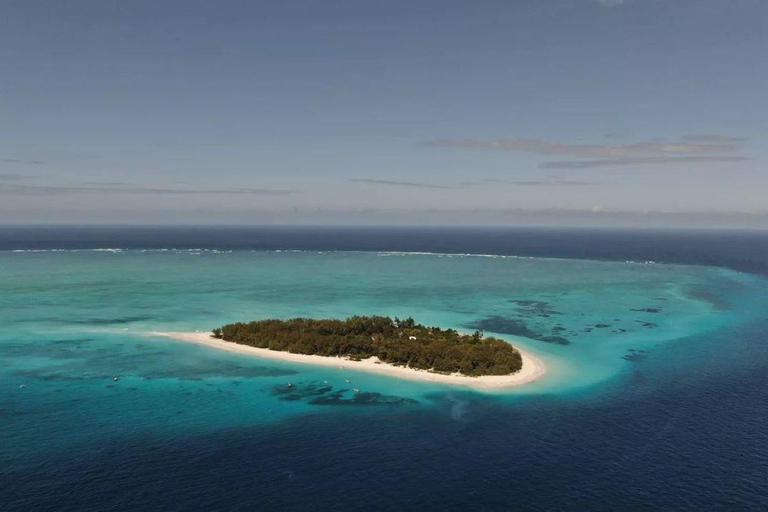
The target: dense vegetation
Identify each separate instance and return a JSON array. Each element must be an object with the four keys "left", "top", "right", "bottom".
[{"left": 212, "top": 316, "right": 522, "bottom": 376}]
